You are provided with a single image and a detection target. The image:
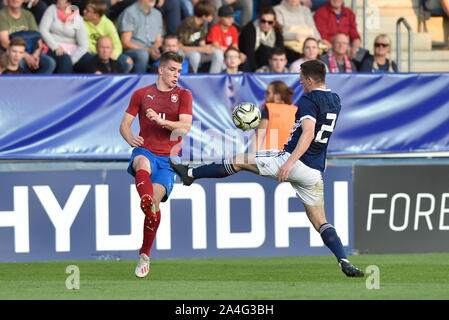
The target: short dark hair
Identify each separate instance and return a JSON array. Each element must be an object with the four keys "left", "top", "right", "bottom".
[
  {"left": 300, "top": 59, "right": 326, "bottom": 84},
  {"left": 87, "top": 0, "right": 108, "bottom": 17},
  {"left": 9, "top": 37, "right": 27, "bottom": 48},
  {"left": 163, "top": 34, "right": 179, "bottom": 43},
  {"left": 194, "top": 0, "right": 216, "bottom": 18},
  {"left": 159, "top": 51, "right": 184, "bottom": 66},
  {"left": 270, "top": 47, "right": 286, "bottom": 58},
  {"left": 224, "top": 46, "right": 239, "bottom": 58}
]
